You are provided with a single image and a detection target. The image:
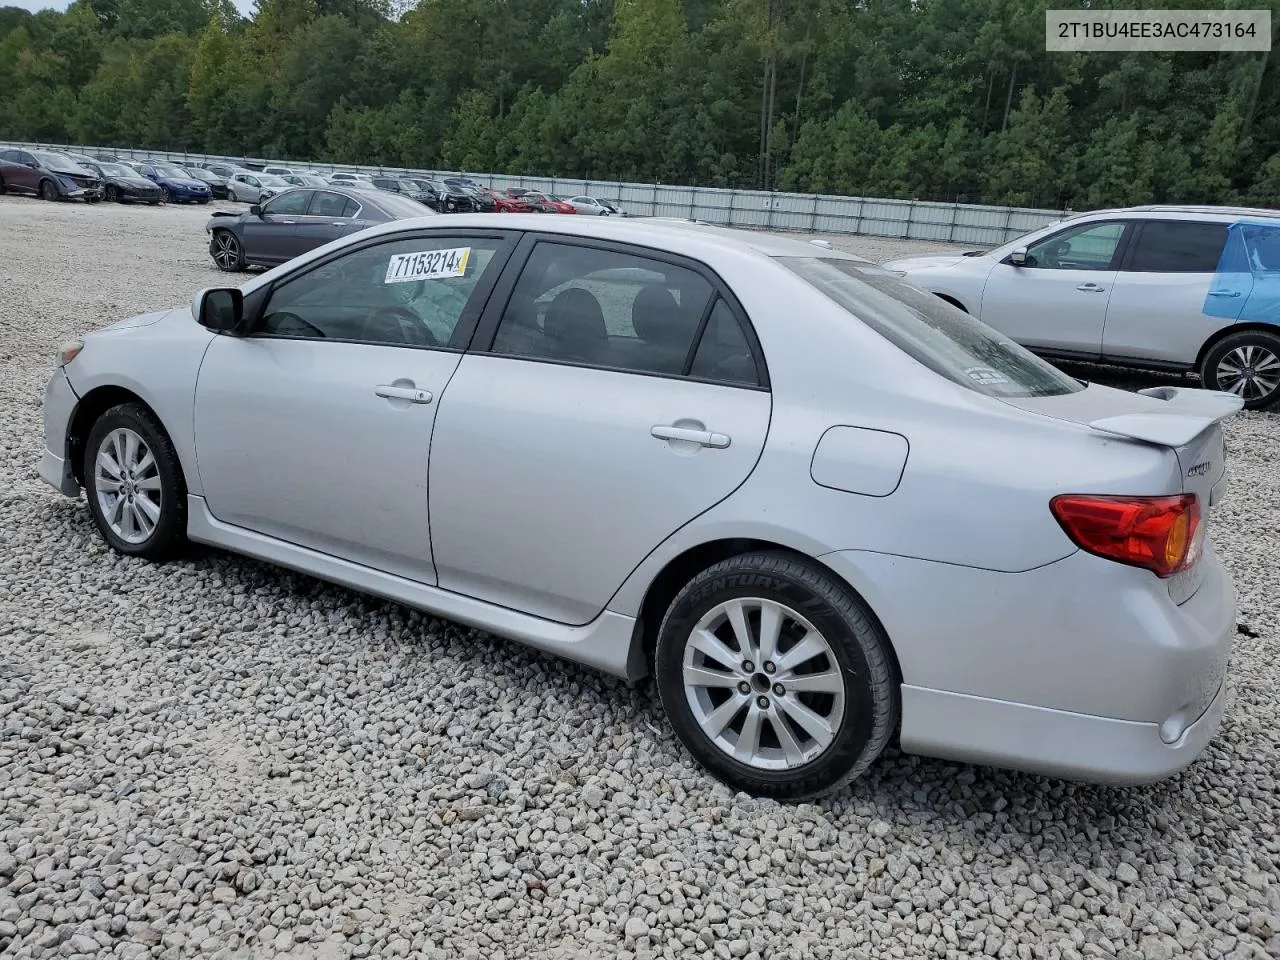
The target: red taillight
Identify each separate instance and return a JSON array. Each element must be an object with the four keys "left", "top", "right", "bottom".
[{"left": 1050, "top": 494, "right": 1200, "bottom": 577}]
